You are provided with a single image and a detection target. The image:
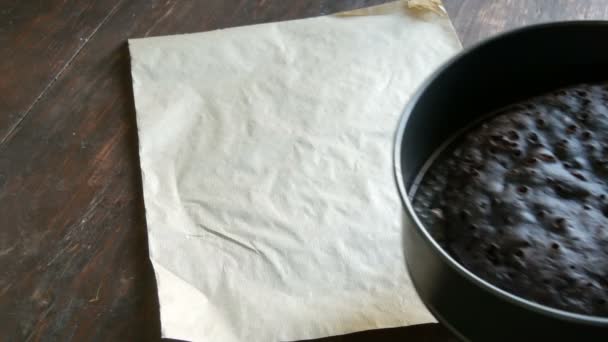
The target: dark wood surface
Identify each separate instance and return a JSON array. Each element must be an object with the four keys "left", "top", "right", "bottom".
[{"left": 1, "top": 1, "right": 606, "bottom": 341}]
